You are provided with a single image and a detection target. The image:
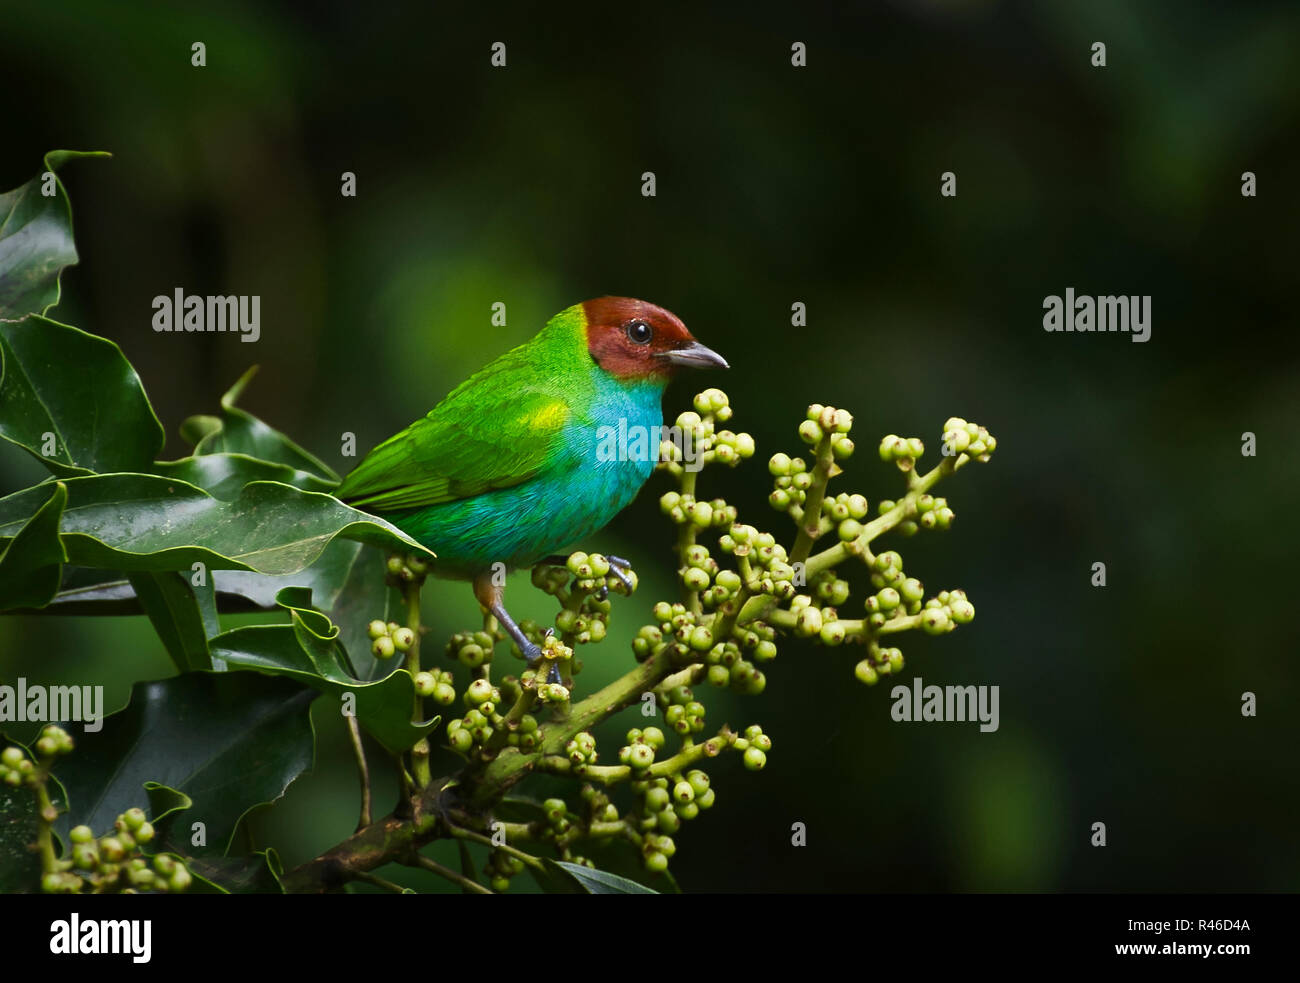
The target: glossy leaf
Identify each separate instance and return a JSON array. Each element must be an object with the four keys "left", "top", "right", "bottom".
[
  {"left": 182, "top": 366, "right": 339, "bottom": 482},
  {"left": 0, "top": 316, "right": 164, "bottom": 476},
  {"left": 54, "top": 672, "right": 316, "bottom": 856},
  {"left": 127, "top": 571, "right": 212, "bottom": 672},
  {"left": 538, "top": 859, "right": 658, "bottom": 894},
  {"left": 0, "top": 480, "right": 66, "bottom": 611},
  {"left": 153, "top": 452, "right": 336, "bottom": 501},
  {"left": 209, "top": 588, "right": 438, "bottom": 754},
  {"left": 0, "top": 150, "right": 110, "bottom": 321},
  {"left": 0, "top": 473, "right": 434, "bottom": 577},
  {"left": 187, "top": 849, "right": 285, "bottom": 894}
]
